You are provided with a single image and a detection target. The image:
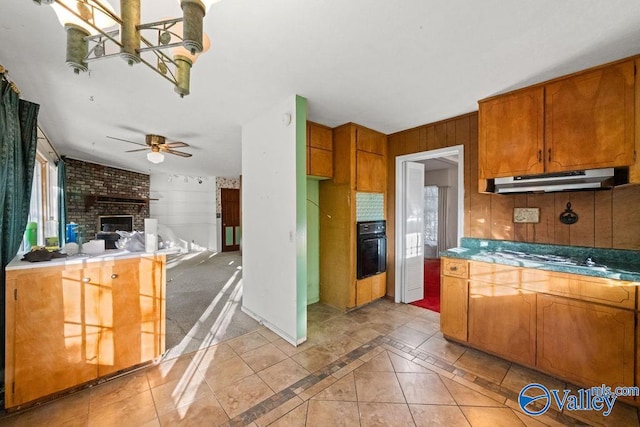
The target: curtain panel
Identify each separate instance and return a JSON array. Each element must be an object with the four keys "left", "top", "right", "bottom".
[
  {"left": 436, "top": 186, "right": 449, "bottom": 255},
  {"left": 0, "top": 76, "right": 39, "bottom": 387}
]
